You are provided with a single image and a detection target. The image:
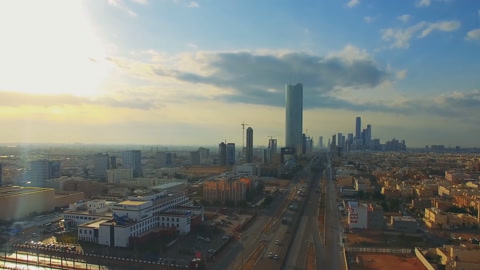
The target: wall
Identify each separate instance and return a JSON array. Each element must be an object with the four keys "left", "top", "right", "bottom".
[{"left": 414, "top": 248, "right": 436, "bottom": 270}]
